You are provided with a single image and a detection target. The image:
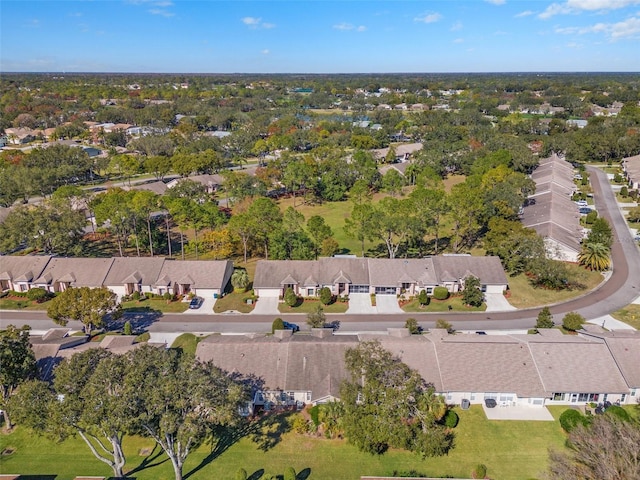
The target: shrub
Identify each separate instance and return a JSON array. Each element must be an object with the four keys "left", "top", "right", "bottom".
[
  {"left": 585, "top": 210, "right": 598, "bottom": 224},
  {"left": 283, "top": 466, "right": 296, "bottom": 480},
  {"left": 131, "top": 291, "right": 141, "bottom": 301},
  {"left": 26, "top": 287, "right": 49, "bottom": 302},
  {"left": 605, "top": 405, "right": 631, "bottom": 422},
  {"left": 163, "top": 292, "right": 173, "bottom": 301},
  {"left": 291, "top": 415, "right": 312, "bottom": 434},
  {"left": 435, "top": 318, "right": 453, "bottom": 333},
  {"left": 418, "top": 290, "right": 429, "bottom": 306},
  {"left": 307, "top": 304, "right": 326, "bottom": 328},
  {"left": 405, "top": 318, "right": 421, "bottom": 334},
  {"left": 319, "top": 286, "right": 333, "bottom": 305},
  {"left": 472, "top": 464, "right": 487, "bottom": 479},
  {"left": 284, "top": 287, "right": 298, "bottom": 307},
  {"left": 613, "top": 172, "right": 623, "bottom": 183},
  {"left": 443, "top": 410, "right": 459, "bottom": 428},
  {"left": 559, "top": 408, "right": 588, "bottom": 432},
  {"left": 536, "top": 306, "right": 554, "bottom": 329},
  {"left": 562, "top": 311, "right": 585, "bottom": 331},
  {"left": 309, "top": 405, "right": 320, "bottom": 426},
  {"left": 235, "top": 468, "right": 247, "bottom": 480},
  {"left": 620, "top": 185, "right": 629, "bottom": 197},
  {"left": 9, "top": 290, "right": 28, "bottom": 298},
  {"left": 433, "top": 286, "right": 450, "bottom": 300},
  {"left": 123, "top": 320, "right": 133, "bottom": 336},
  {"left": 272, "top": 318, "right": 284, "bottom": 333}
]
